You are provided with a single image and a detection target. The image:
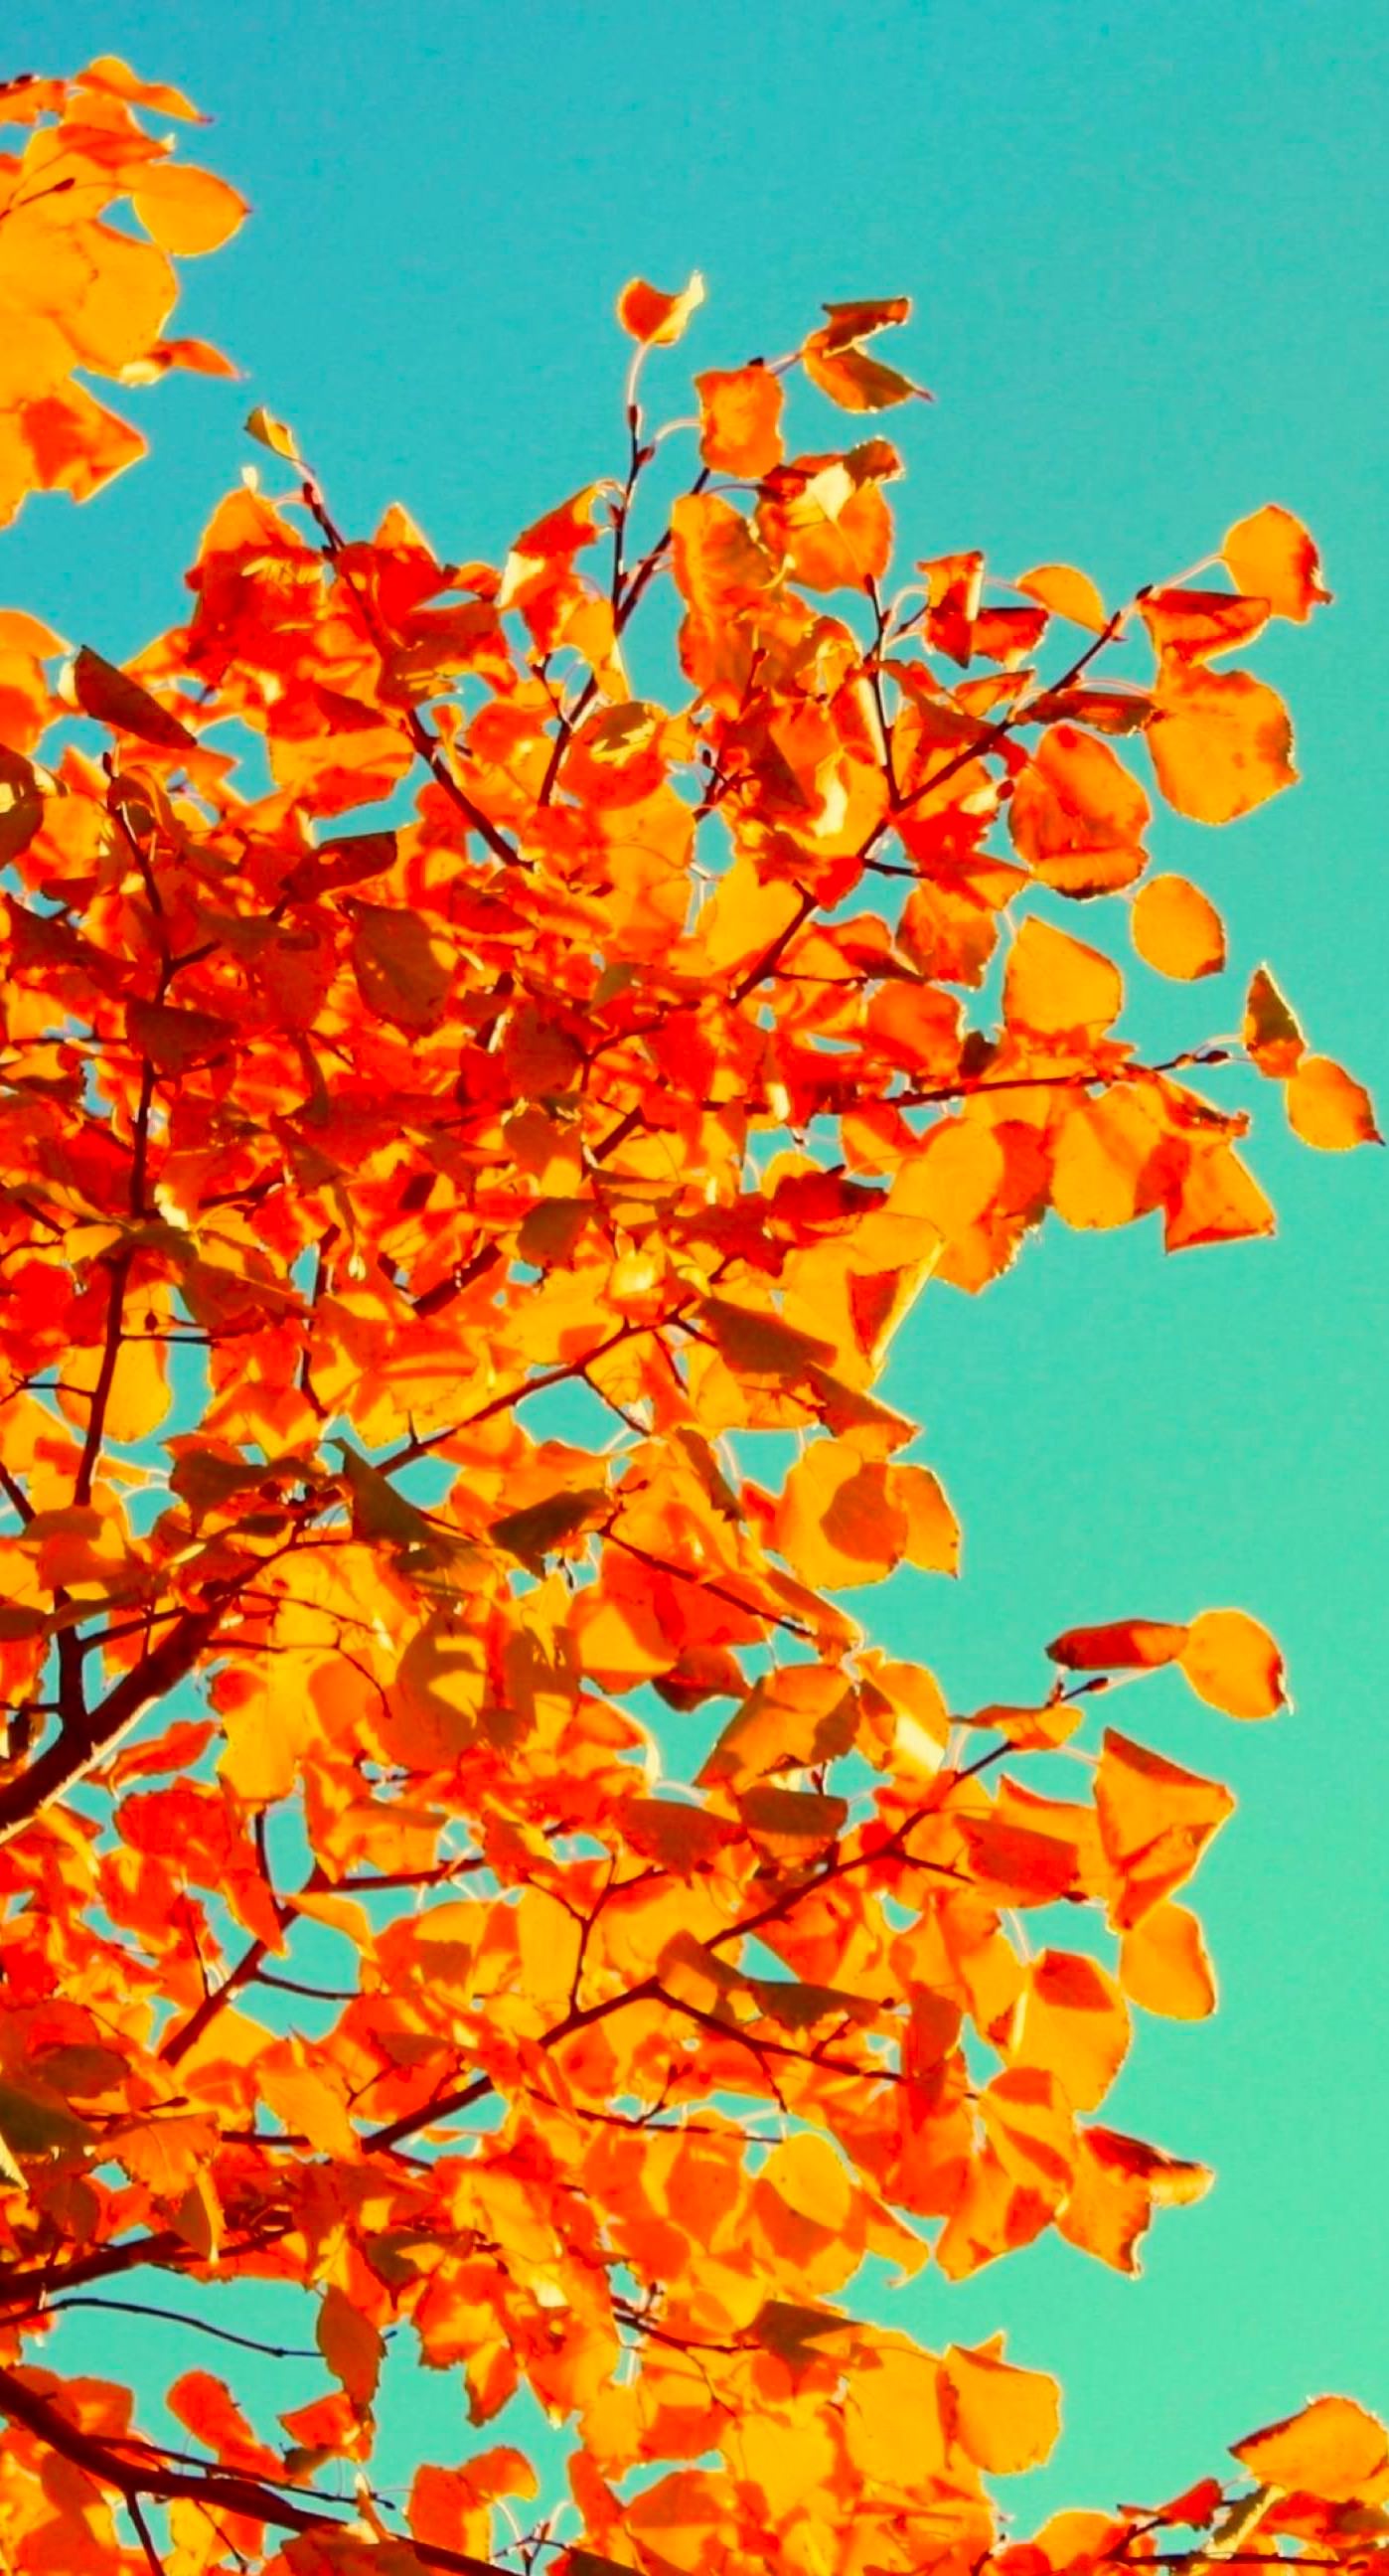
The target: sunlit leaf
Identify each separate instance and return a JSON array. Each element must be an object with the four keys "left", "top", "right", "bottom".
[
  {"left": 1178, "top": 1607, "right": 1287, "bottom": 1719},
  {"left": 1131, "top": 874, "right": 1226, "bottom": 980},
  {"left": 617, "top": 271, "right": 705, "bottom": 347},
  {"left": 1222, "top": 503, "right": 1330, "bottom": 623}
]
